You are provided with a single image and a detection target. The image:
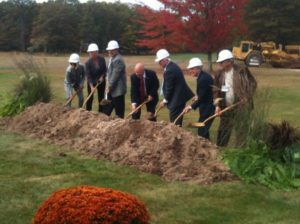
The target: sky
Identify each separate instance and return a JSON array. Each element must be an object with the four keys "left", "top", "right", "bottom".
[
  {"left": 31, "top": 0, "right": 163, "bottom": 10},
  {"left": 94, "top": 0, "right": 162, "bottom": 10}
]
